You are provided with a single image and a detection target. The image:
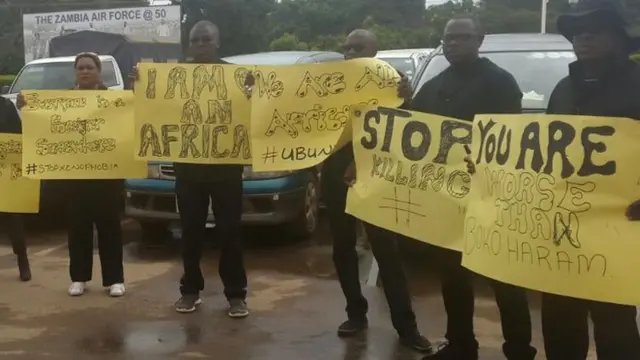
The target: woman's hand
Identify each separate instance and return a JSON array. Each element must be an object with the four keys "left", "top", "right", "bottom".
[
  {"left": 344, "top": 161, "right": 357, "bottom": 186},
  {"left": 397, "top": 76, "right": 411, "bottom": 101},
  {"left": 625, "top": 200, "right": 640, "bottom": 221},
  {"left": 16, "top": 92, "right": 25, "bottom": 110}
]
